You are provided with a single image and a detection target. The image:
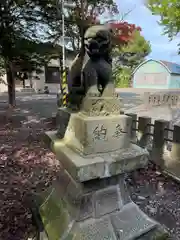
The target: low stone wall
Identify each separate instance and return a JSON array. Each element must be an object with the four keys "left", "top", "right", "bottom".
[{"left": 126, "top": 112, "right": 180, "bottom": 182}]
